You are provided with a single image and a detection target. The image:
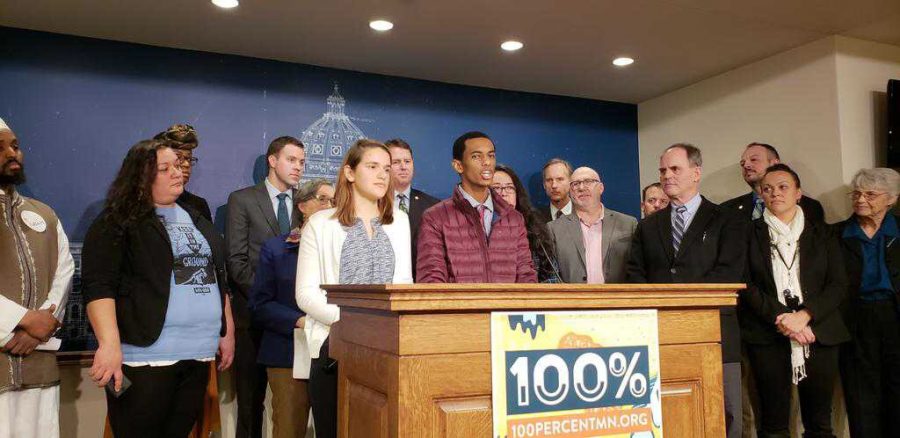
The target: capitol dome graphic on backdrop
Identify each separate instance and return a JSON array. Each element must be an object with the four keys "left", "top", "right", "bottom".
[{"left": 300, "top": 84, "right": 368, "bottom": 182}]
